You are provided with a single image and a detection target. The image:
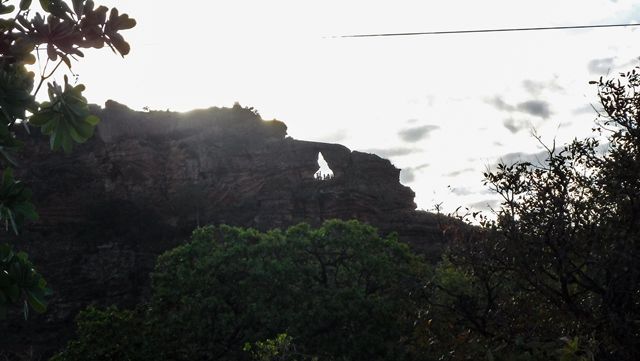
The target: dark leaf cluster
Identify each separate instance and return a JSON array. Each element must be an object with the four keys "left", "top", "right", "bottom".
[
  {"left": 0, "top": 242, "right": 49, "bottom": 320},
  {"left": 0, "top": 0, "right": 134, "bottom": 319},
  {"left": 54, "top": 220, "right": 430, "bottom": 361},
  {"left": 425, "top": 67, "right": 640, "bottom": 361}
]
